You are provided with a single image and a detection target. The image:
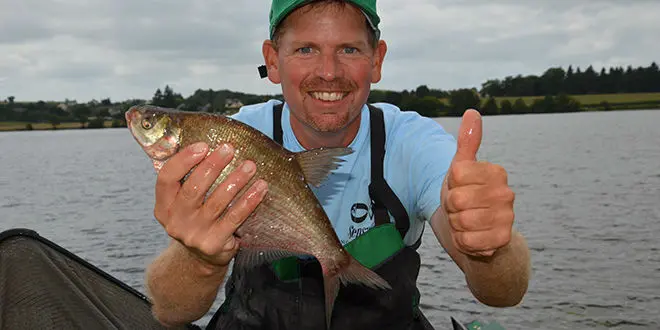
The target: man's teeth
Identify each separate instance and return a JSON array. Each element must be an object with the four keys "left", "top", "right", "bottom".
[{"left": 311, "top": 92, "right": 345, "bottom": 101}]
